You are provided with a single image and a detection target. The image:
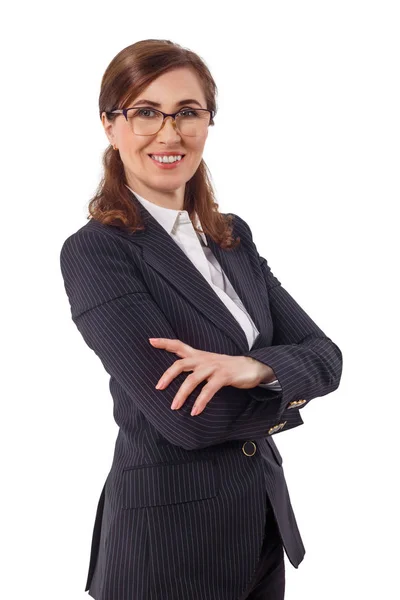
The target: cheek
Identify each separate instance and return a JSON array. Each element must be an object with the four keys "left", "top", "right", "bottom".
[
  {"left": 121, "top": 144, "right": 147, "bottom": 162},
  {"left": 117, "top": 128, "right": 143, "bottom": 154},
  {"left": 189, "top": 134, "right": 208, "bottom": 153}
]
